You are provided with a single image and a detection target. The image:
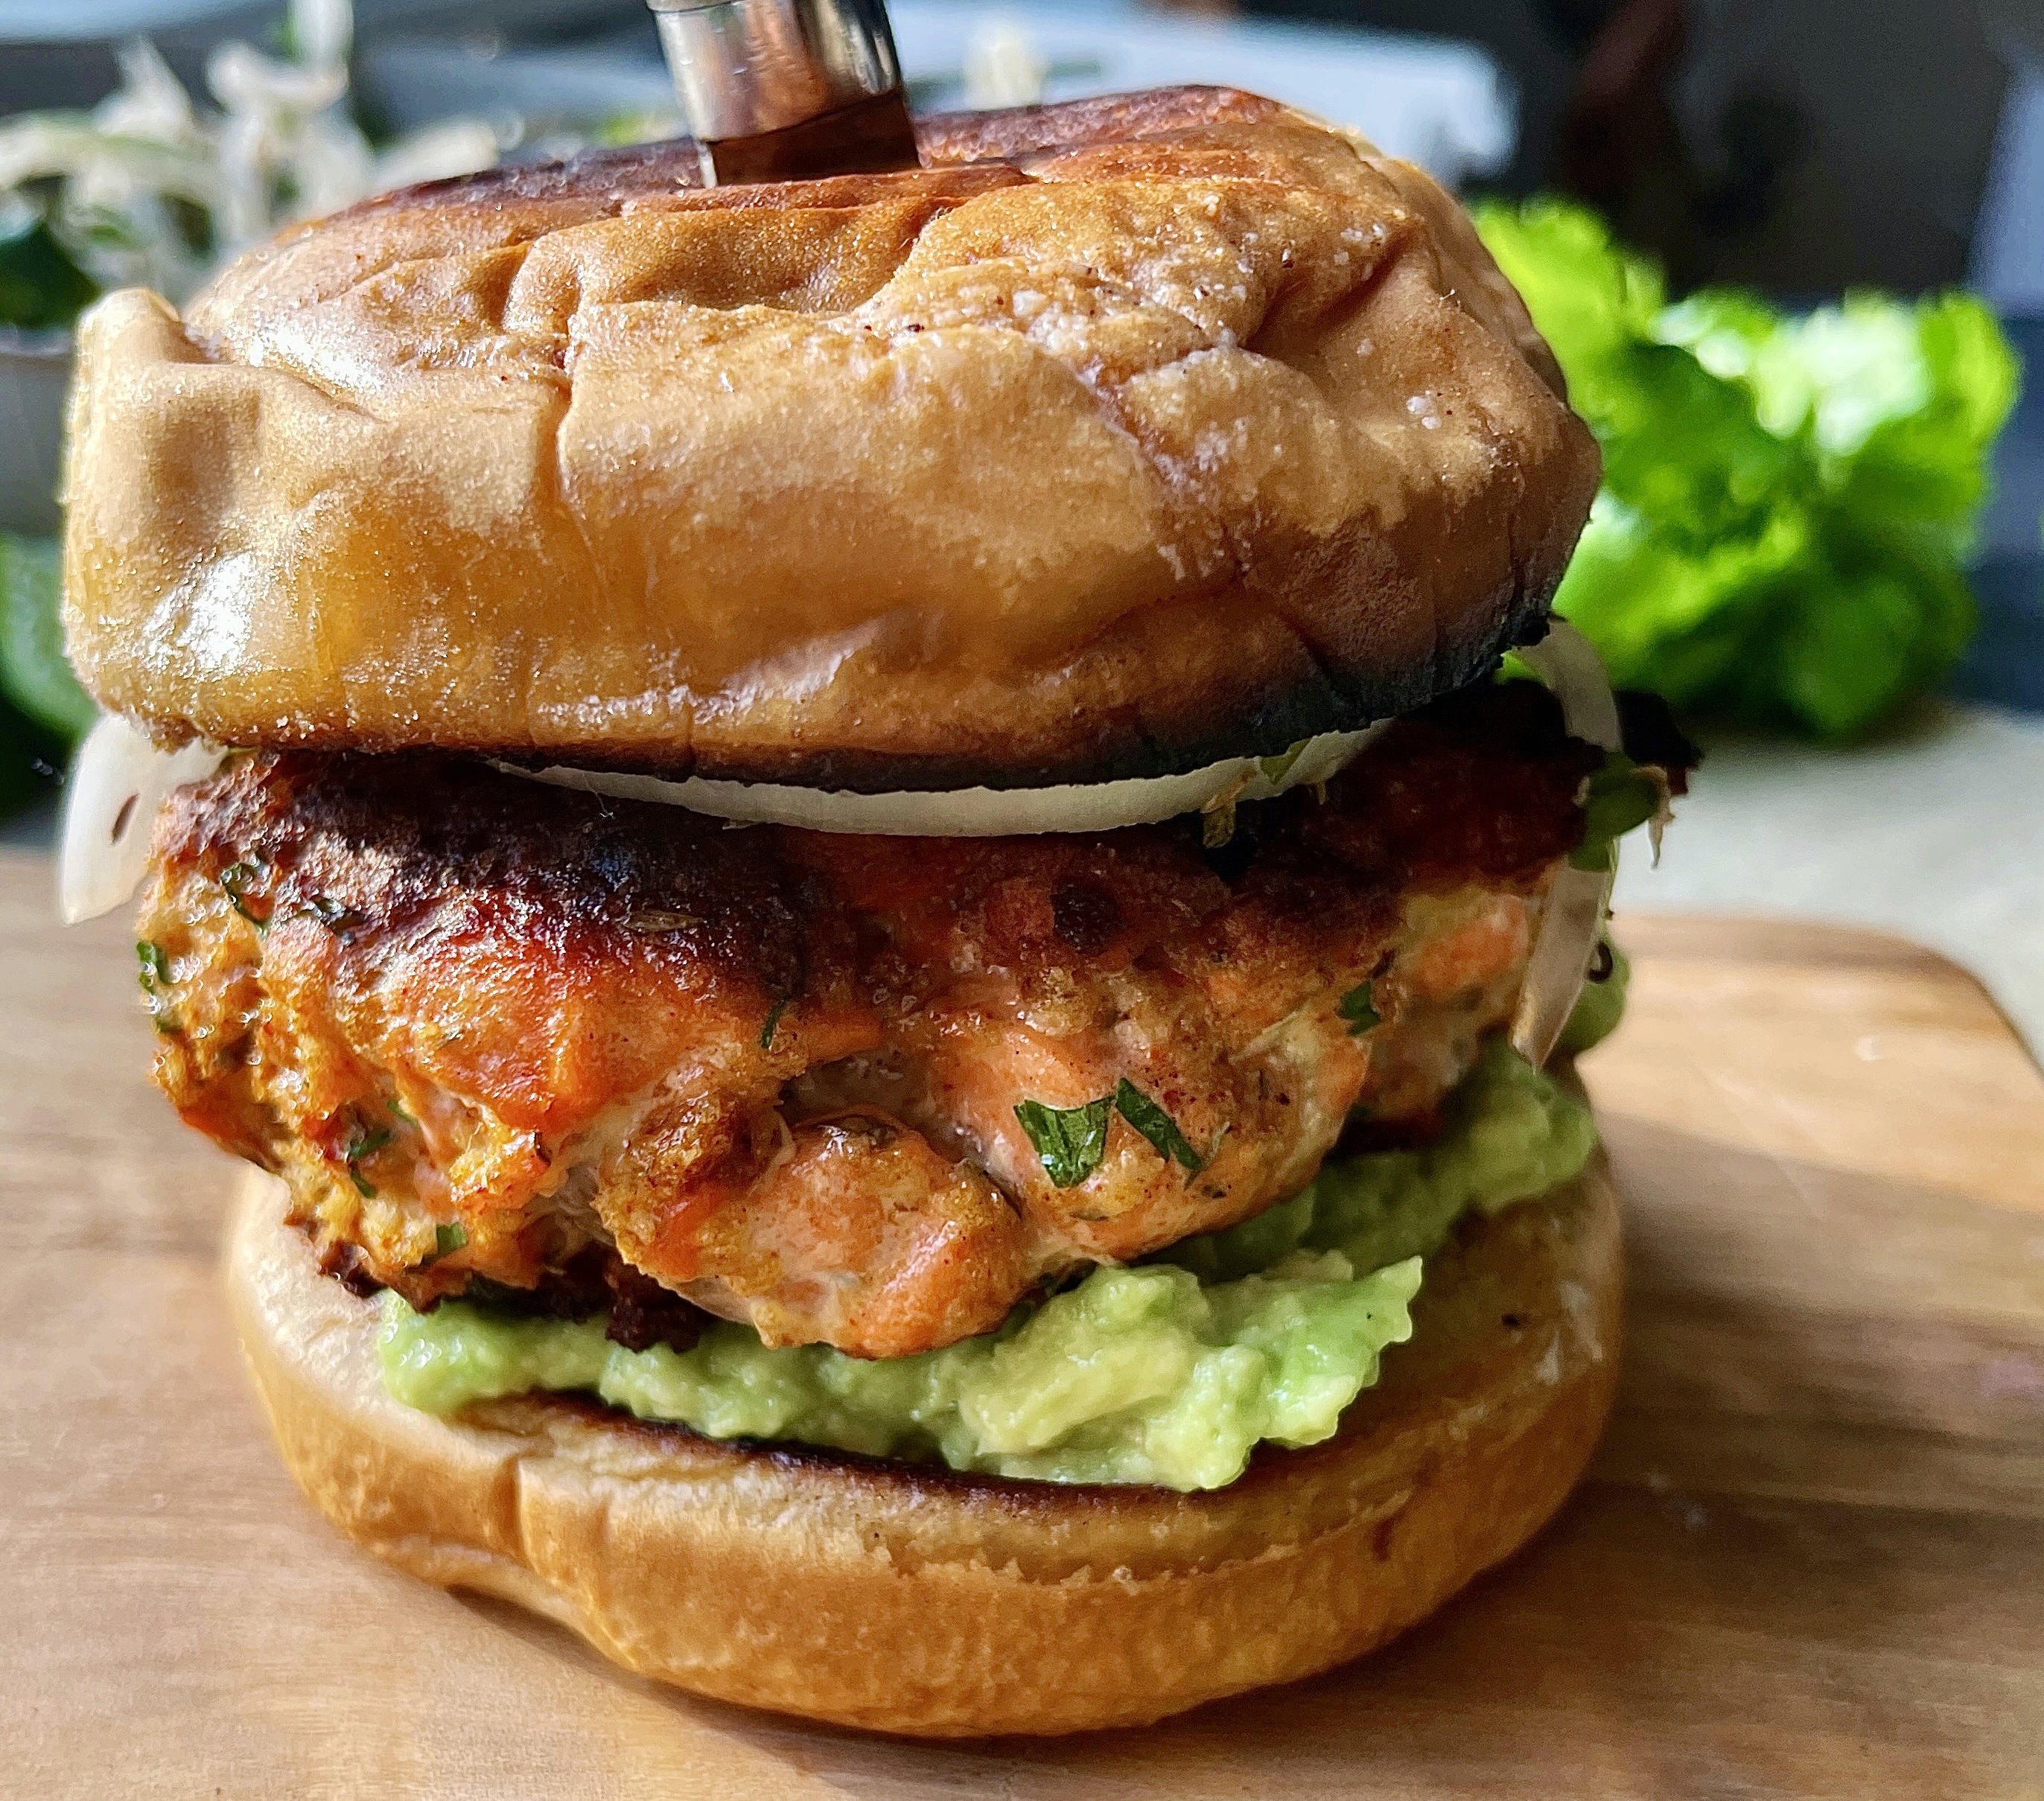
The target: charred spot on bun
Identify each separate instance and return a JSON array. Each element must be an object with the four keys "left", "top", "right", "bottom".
[{"left": 61, "top": 87, "right": 1681, "bottom": 1736}]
